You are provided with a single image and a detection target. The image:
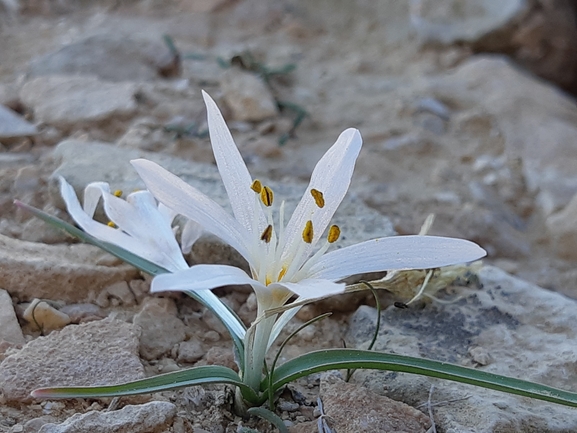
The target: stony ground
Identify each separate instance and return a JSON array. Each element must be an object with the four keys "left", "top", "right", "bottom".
[{"left": 1, "top": 1, "right": 577, "bottom": 432}]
